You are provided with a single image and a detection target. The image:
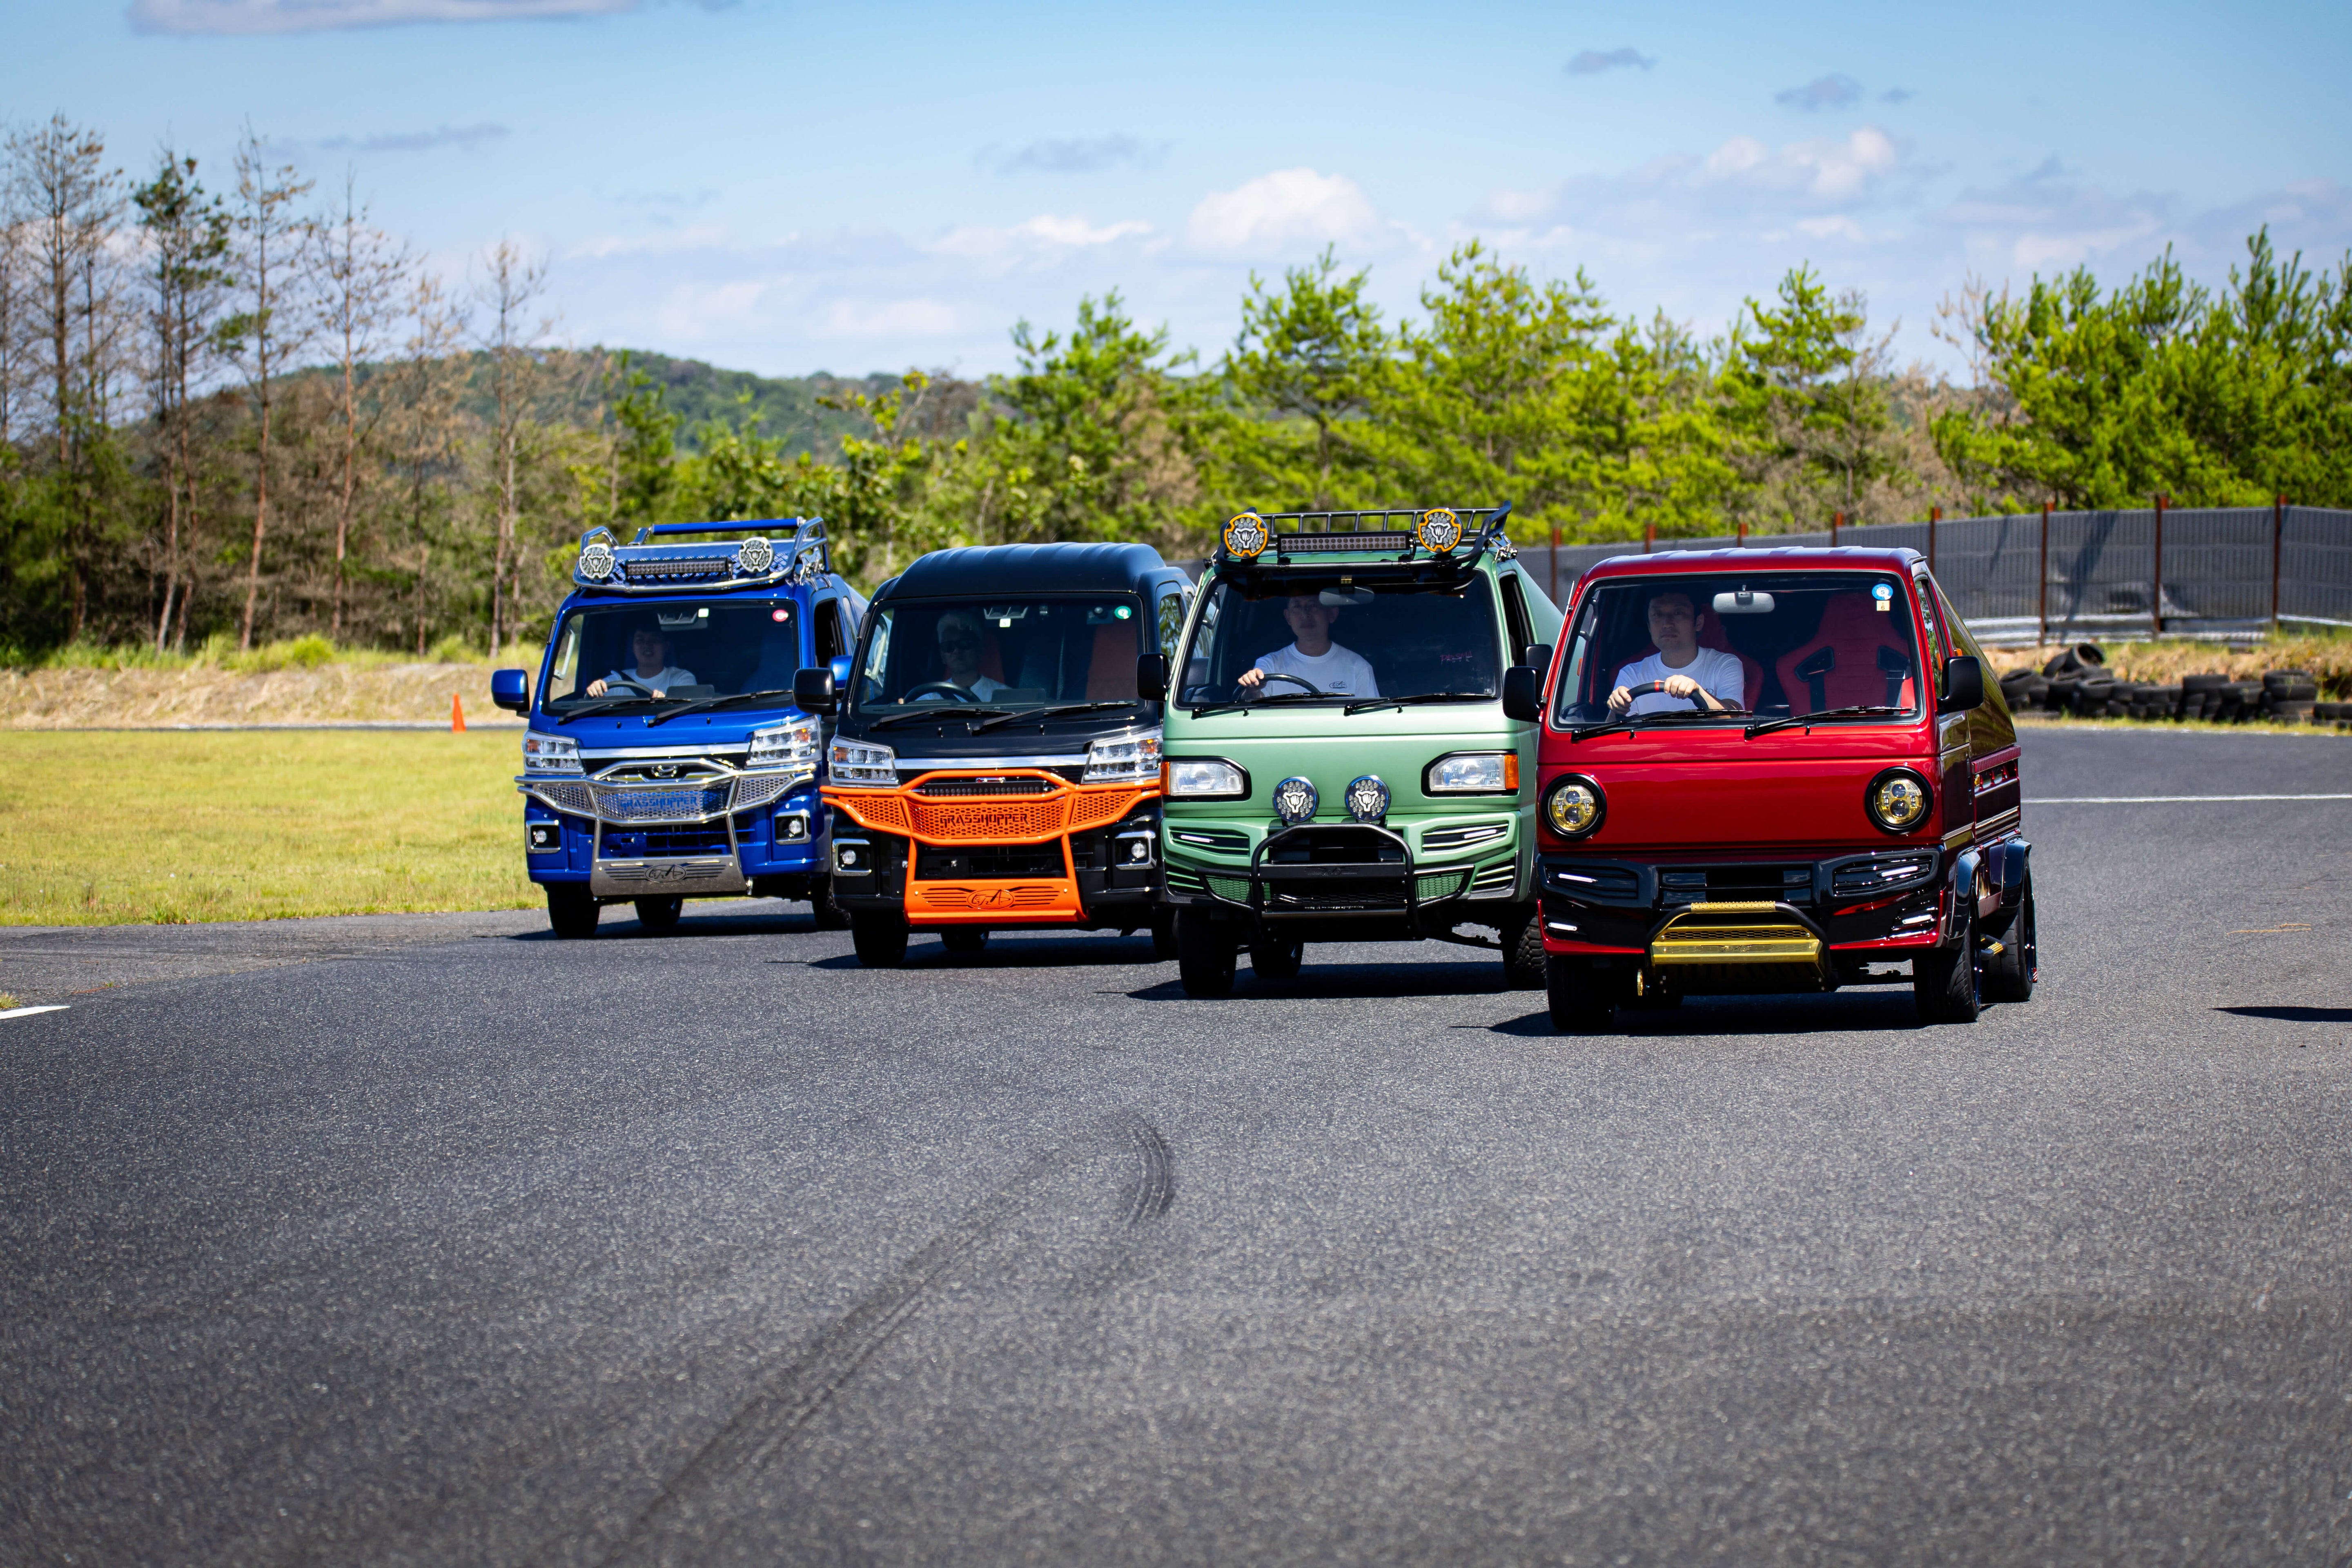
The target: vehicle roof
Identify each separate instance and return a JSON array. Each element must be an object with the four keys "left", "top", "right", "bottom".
[
  {"left": 882, "top": 542, "right": 1169, "bottom": 600},
  {"left": 1582, "top": 546, "right": 1924, "bottom": 581}
]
